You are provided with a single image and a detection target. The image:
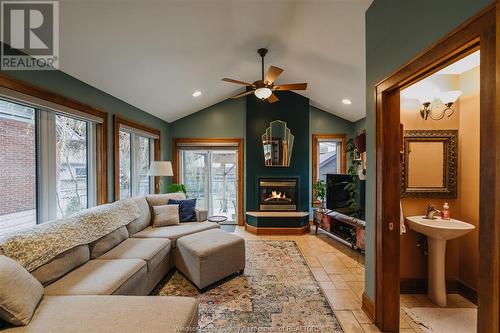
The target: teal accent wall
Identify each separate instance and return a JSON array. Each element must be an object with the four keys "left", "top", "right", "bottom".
[
  {"left": 364, "top": 0, "right": 493, "bottom": 300},
  {"left": 1, "top": 69, "right": 170, "bottom": 201}
]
